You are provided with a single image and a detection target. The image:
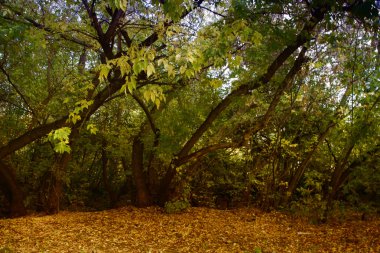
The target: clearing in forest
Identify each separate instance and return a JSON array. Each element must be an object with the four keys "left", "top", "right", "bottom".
[{"left": 0, "top": 207, "right": 379, "bottom": 252}]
